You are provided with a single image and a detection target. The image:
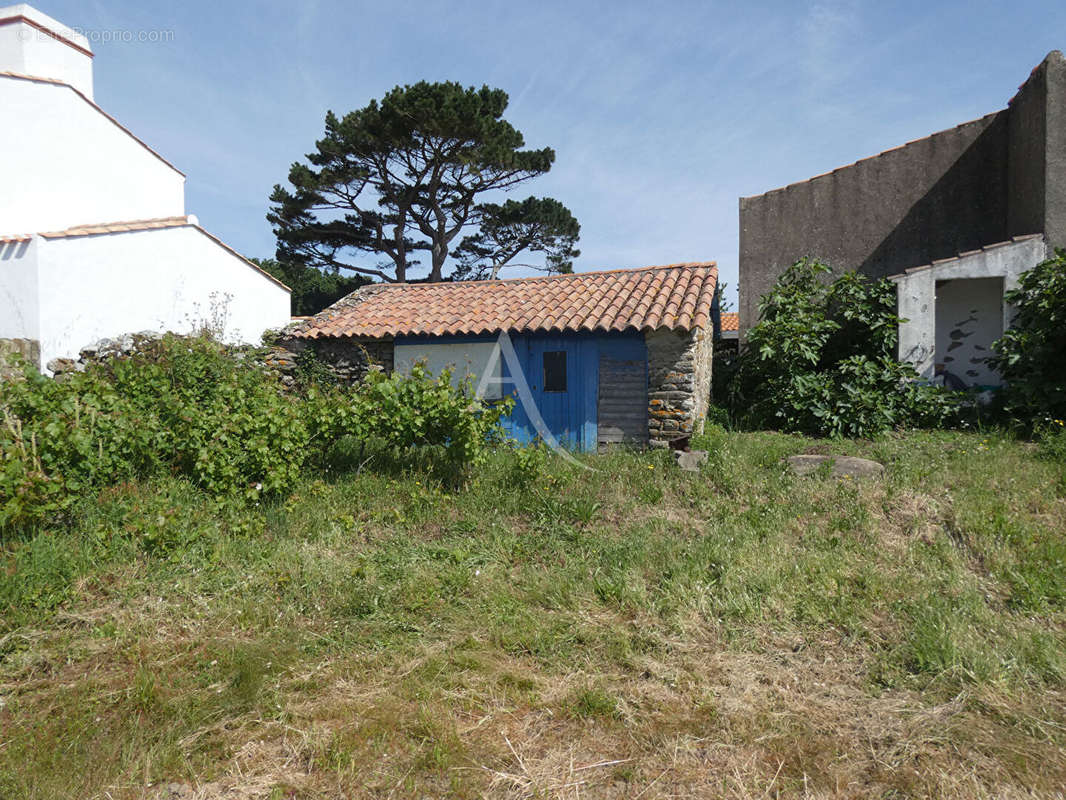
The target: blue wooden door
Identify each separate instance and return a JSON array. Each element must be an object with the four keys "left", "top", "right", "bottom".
[{"left": 528, "top": 338, "right": 578, "bottom": 448}]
